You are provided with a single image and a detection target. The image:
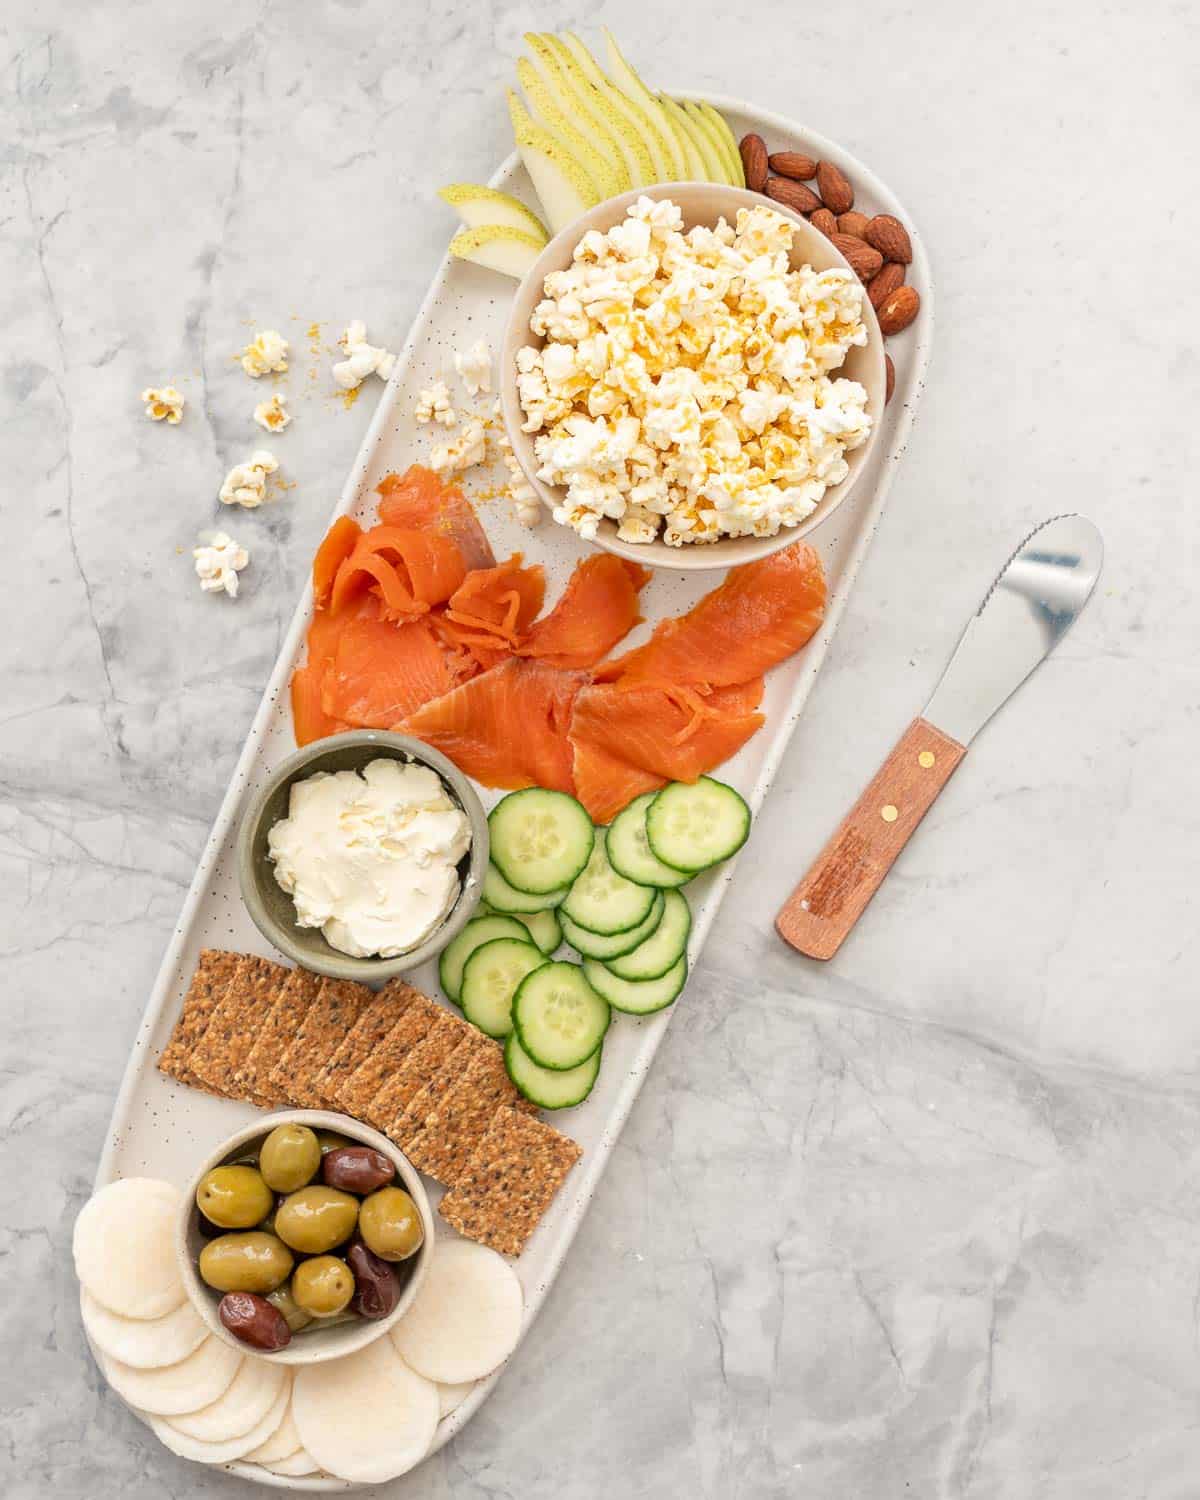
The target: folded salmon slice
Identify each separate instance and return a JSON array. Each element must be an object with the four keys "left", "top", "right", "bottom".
[
  {"left": 595, "top": 541, "right": 826, "bottom": 688},
  {"left": 328, "top": 526, "right": 467, "bottom": 619},
  {"left": 437, "top": 554, "right": 547, "bottom": 670},
  {"left": 517, "top": 555, "right": 651, "bottom": 670},
  {"left": 376, "top": 465, "right": 495, "bottom": 571},
  {"left": 404, "top": 658, "right": 588, "bottom": 795},
  {"left": 312, "top": 516, "right": 362, "bottom": 609},
  {"left": 321, "top": 615, "right": 467, "bottom": 729}
]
